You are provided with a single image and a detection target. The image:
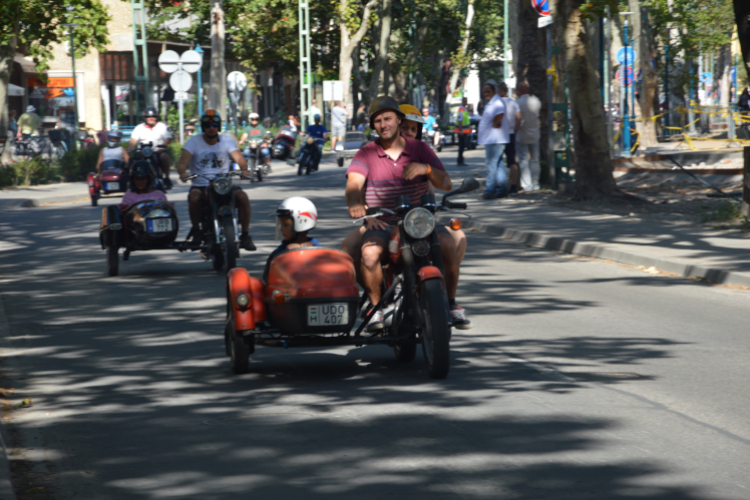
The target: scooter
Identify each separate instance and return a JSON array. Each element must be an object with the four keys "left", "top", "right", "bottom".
[
  {"left": 271, "top": 125, "right": 297, "bottom": 160},
  {"left": 224, "top": 176, "right": 480, "bottom": 378},
  {"left": 88, "top": 159, "right": 129, "bottom": 207}
]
